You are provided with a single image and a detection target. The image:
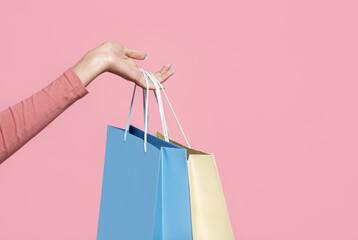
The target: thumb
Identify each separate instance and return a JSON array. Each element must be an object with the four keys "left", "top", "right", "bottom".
[{"left": 125, "top": 47, "right": 147, "bottom": 60}]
